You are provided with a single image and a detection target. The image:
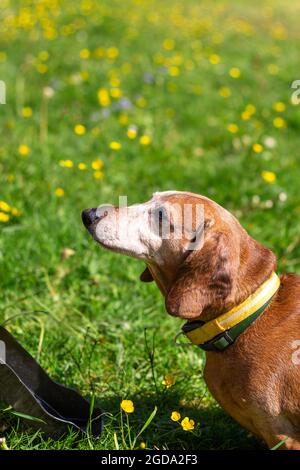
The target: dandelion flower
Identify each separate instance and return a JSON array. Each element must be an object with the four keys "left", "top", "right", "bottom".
[
  {"left": 0, "top": 212, "right": 9, "bottom": 222},
  {"left": 55, "top": 188, "right": 65, "bottom": 197},
  {"left": 0, "top": 201, "right": 10, "bottom": 212},
  {"left": 273, "top": 117, "right": 286, "bottom": 128},
  {"left": 80, "top": 48, "right": 90, "bottom": 59},
  {"left": 261, "top": 171, "right": 276, "bottom": 184},
  {"left": 74, "top": 124, "right": 86, "bottom": 135},
  {"left": 127, "top": 126, "right": 137, "bottom": 139},
  {"left": 36, "top": 63, "right": 48, "bottom": 74},
  {"left": 78, "top": 163, "right": 87, "bottom": 170},
  {"left": 227, "top": 123, "right": 239, "bottom": 134},
  {"left": 268, "top": 64, "right": 279, "bottom": 75},
  {"left": 93, "top": 171, "right": 104, "bottom": 180},
  {"left": 107, "top": 47, "right": 119, "bottom": 59},
  {"left": 168, "top": 66, "right": 180, "bottom": 77},
  {"left": 181, "top": 417, "right": 195, "bottom": 431},
  {"left": 59, "top": 160, "right": 73, "bottom": 168},
  {"left": 219, "top": 87, "right": 231, "bottom": 98},
  {"left": 91, "top": 159, "right": 103, "bottom": 170},
  {"left": 22, "top": 107, "right": 33, "bottom": 118},
  {"left": 38, "top": 51, "right": 49, "bottom": 61},
  {"left": 11, "top": 207, "right": 21, "bottom": 216},
  {"left": 272, "top": 102, "right": 286, "bottom": 112},
  {"left": 121, "top": 400, "right": 134, "bottom": 413},
  {"left": 110, "top": 88, "right": 122, "bottom": 98},
  {"left": 136, "top": 97, "right": 146, "bottom": 108},
  {"left": 171, "top": 411, "right": 181, "bottom": 422},
  {"left": 109, "top": 141, "right": 121, "bottom": 150},
  {"left": 140, "top": 135, "right": 151, "bottom": 146},
  {"left": 119, "top": 114, "right": 129, "bottom": 125},
  {"left": 18, "top": 144, "right": 30, "bottom": 156},
  {"left": 252, "top": 143, "right": 263, "bottom": 153},
  {"left": 229, "top": 67, "right": 241, "bottom": 78},
  {"left": 162, "top": 373, "right": 176, "bottom": 388},
  {"left": 163, "top": 38, "right": 175, "bottom": 50},
  {"left": 209, "top": 54, "right": 220, "bottom": 64},
  {"left": 97, "top": 88, "right": 111, "bottom": 107}
]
